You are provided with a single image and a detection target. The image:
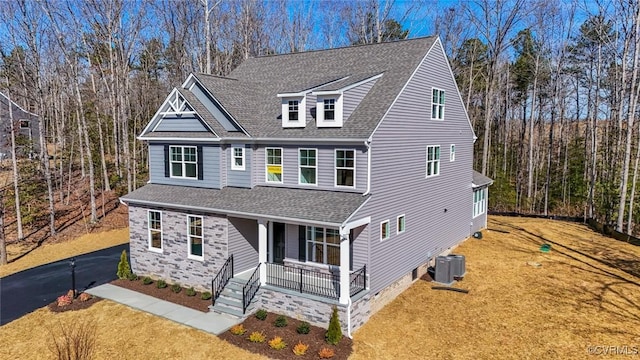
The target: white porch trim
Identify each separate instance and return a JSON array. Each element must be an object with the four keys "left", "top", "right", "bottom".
[
  {"left": 258, "top": 219, "right": 268, "bottom": 285},
  {"left": 339, "top": 227, "right": 350, "bottom": 304}
]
